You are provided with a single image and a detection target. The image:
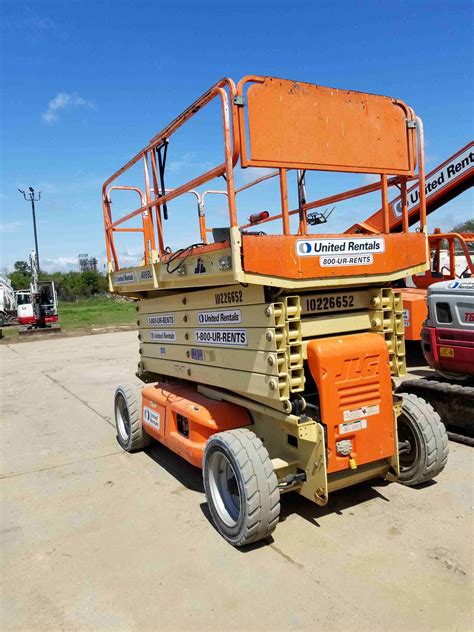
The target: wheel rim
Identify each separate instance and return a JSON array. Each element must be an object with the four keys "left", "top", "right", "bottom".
[
  {"left": 207, "top": 451, "right": 242, "bottom": 527},
  {"left": 398, "top": 414, "right": 419, "bottom": 472},
  {"left": 115, "top": 393, "right": 131, "bottom": 442}
]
